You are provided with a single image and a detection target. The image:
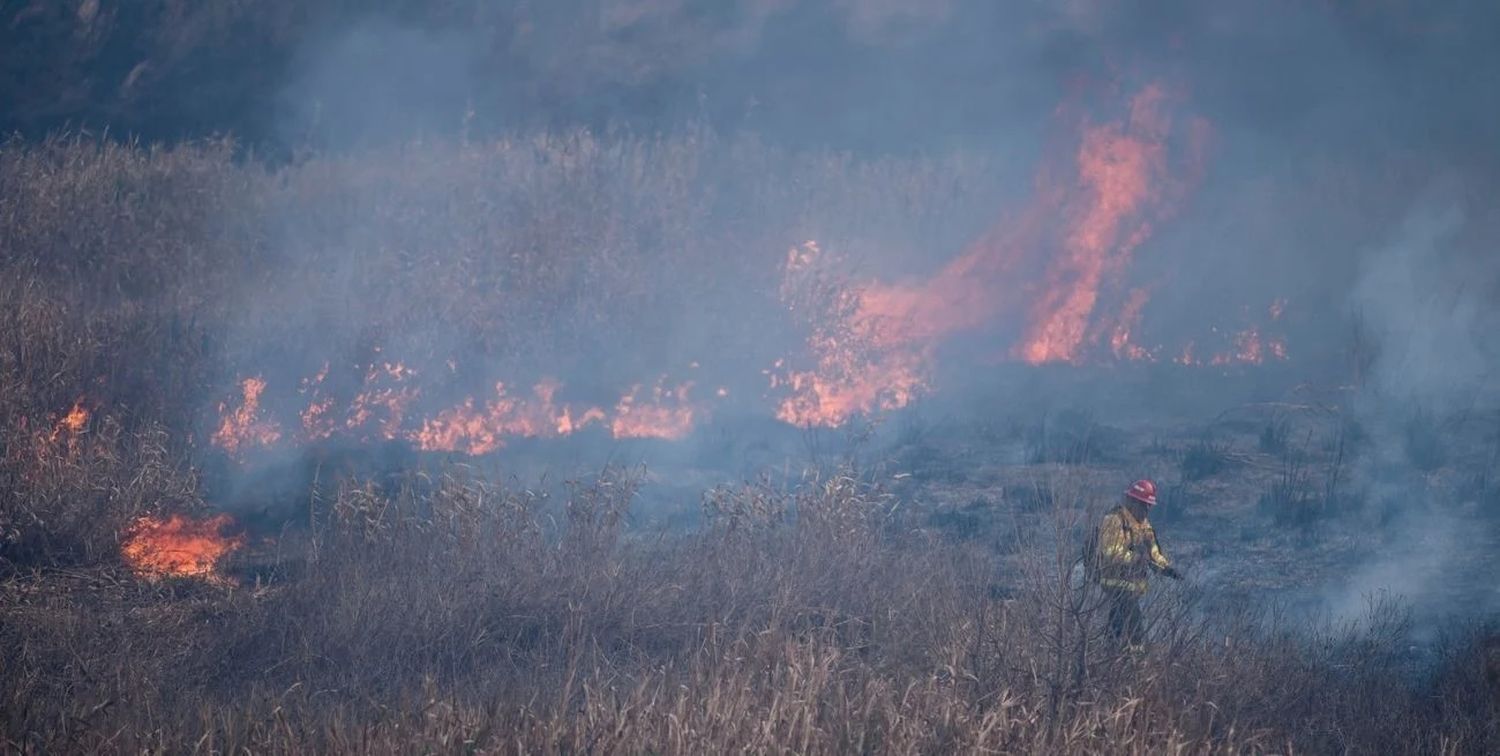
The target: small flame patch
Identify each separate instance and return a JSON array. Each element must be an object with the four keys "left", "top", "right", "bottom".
[
  {"left": 50, "top": 399, "right": 91, "bottom": 449},
  {"left": 121, "top": 514, "right": 245, "bottom": 582}
]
